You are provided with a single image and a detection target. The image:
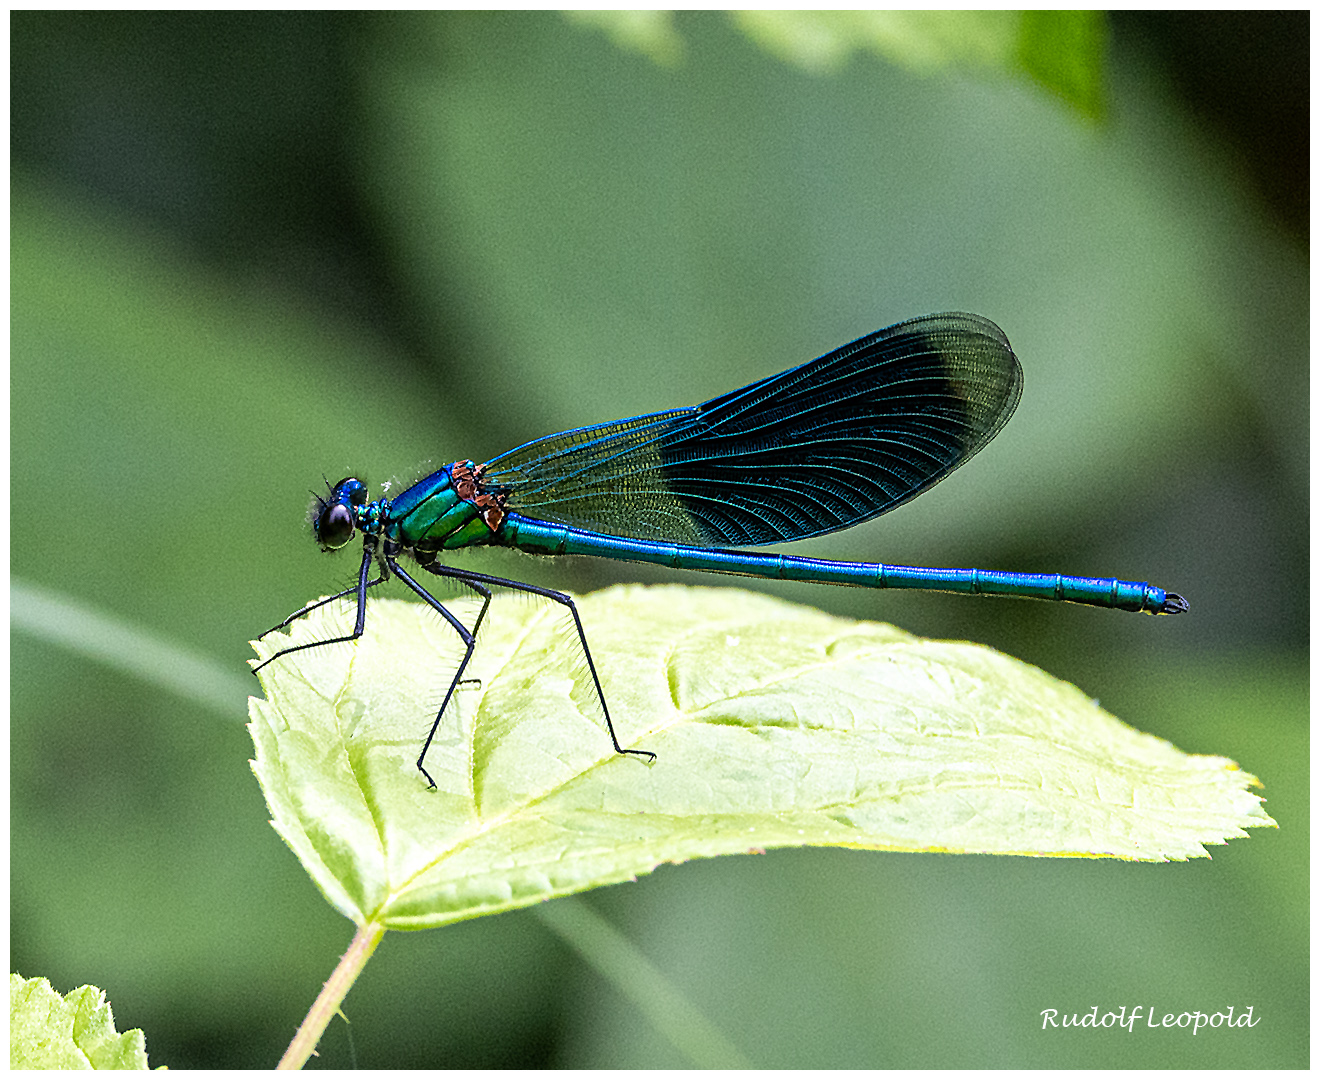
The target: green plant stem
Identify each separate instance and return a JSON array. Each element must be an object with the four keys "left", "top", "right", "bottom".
[{"left": 279, "top": 921, "right": 385, "bottom": 1070}]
